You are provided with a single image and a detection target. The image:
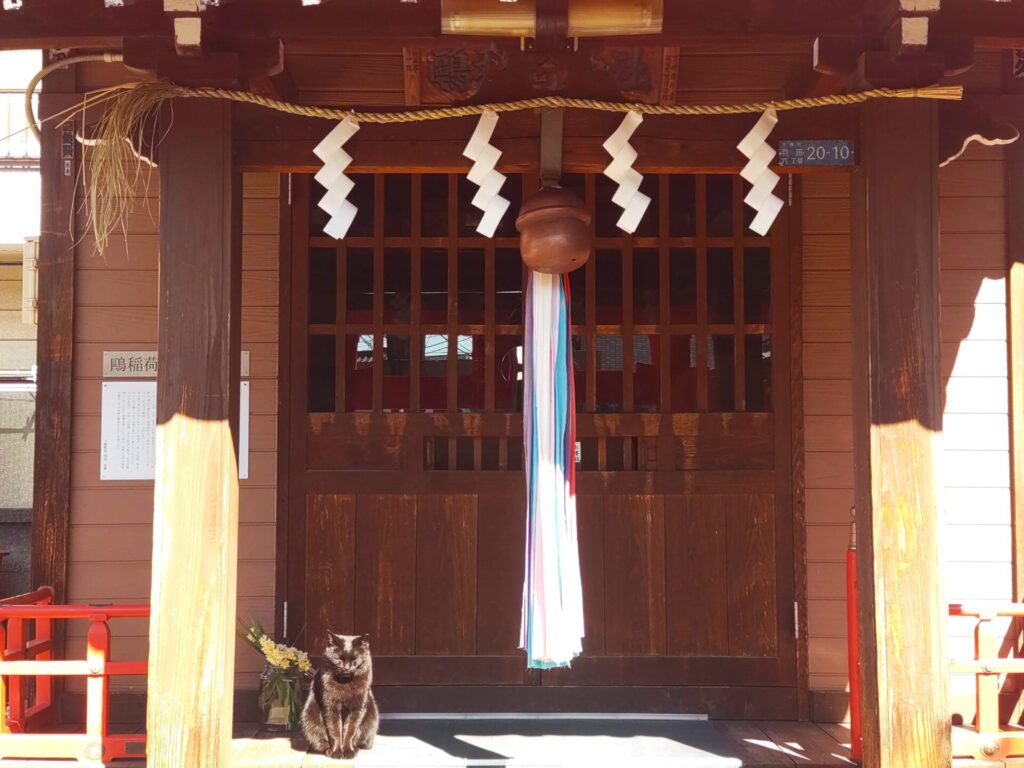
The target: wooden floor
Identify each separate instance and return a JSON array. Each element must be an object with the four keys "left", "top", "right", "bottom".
[
  {"left": 1, "top": 718, "right": 858, "bottom": 767},
  {"left": 8, "top": 719, "right": 1023, "bottom": 766}
]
